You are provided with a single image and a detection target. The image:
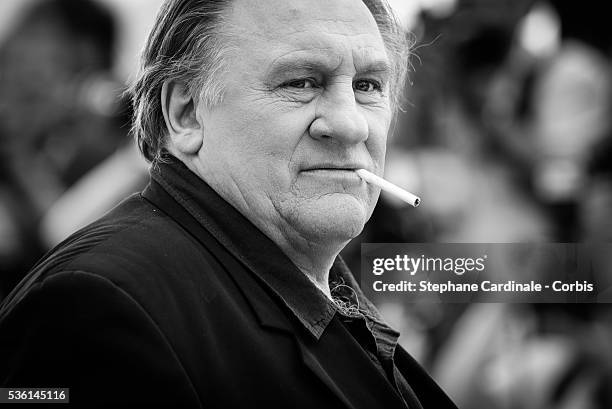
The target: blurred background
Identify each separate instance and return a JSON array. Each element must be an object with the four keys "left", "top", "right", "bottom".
[{"left": 0, "top": 0, "right": 611, "bottom": 408}]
